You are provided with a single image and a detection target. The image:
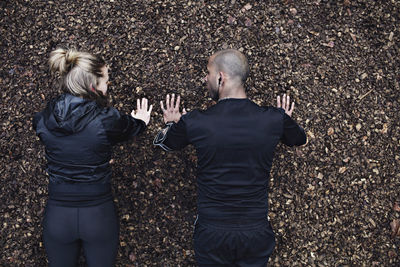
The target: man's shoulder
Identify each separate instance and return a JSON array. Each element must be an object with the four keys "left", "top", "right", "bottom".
[{"left": 261, "top": 105, "right": 285, "bottom": 114}]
